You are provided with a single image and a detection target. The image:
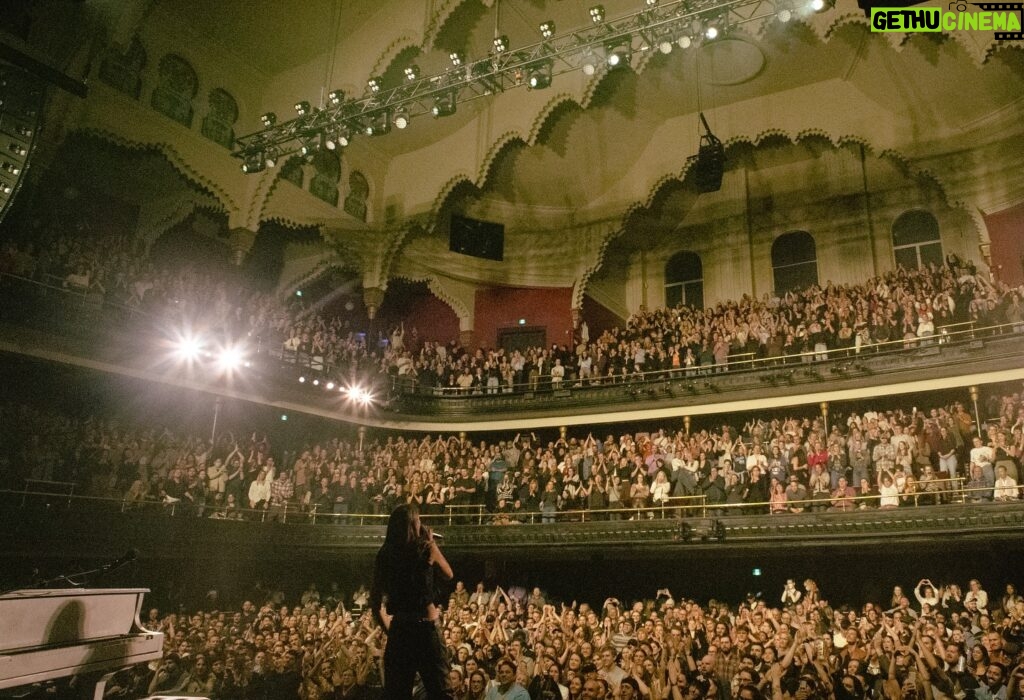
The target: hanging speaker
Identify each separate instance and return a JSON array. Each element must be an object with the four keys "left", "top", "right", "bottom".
[{"left": 693, "top": 142, "right": 725, "bottom": 193}]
